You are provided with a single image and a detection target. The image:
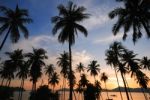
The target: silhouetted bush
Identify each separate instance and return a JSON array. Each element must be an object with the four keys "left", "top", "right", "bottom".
[
  {"left": 0, "top": 86, "right": 14, "bottom": 100},
  {"left": 29, "top": 85, "right": 59, "bottom": 100},
  {"left": 84, "top": 84, "right": 97, "bottom": 100}
]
